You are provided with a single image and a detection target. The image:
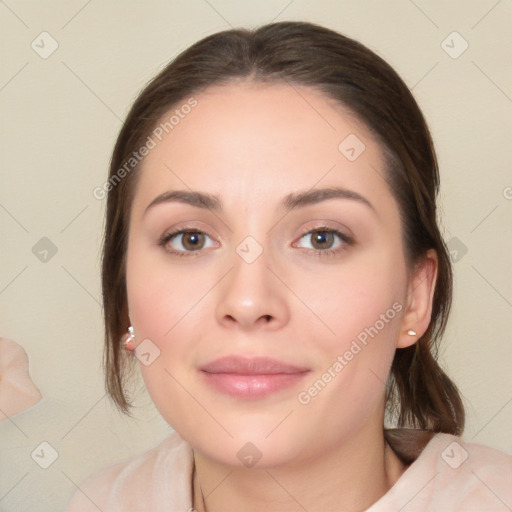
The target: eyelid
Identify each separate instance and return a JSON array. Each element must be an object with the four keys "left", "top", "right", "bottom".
[
  {"left": 296, "top": 221, "right": 350, "bottom": 237},
  {"left": 294, "top": 220, "right": 354, "bottom": 243},
  {"left": 159, "top": 221, "right": 218, "bottom": 241}
]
